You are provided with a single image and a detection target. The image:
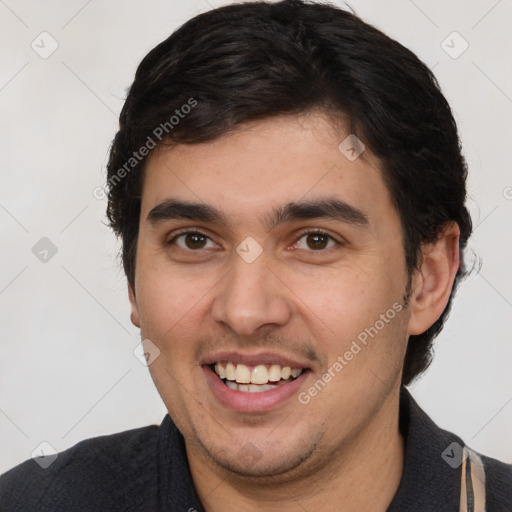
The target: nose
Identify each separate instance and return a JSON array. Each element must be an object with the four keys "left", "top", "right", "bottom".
[{"left": 211, "top": 252, "right": 292, "bottom": 336}]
